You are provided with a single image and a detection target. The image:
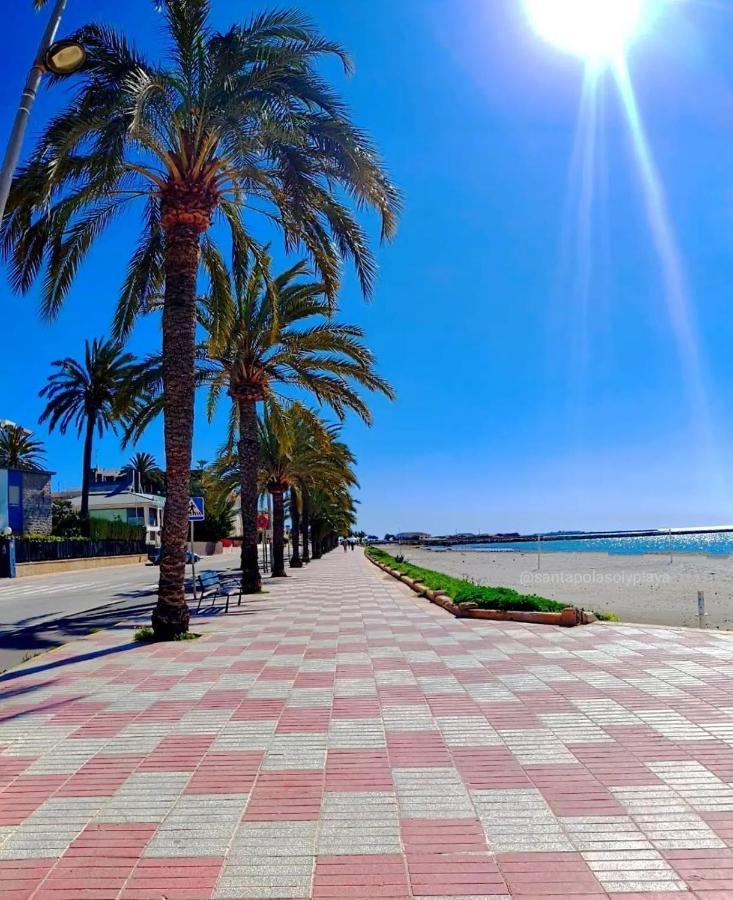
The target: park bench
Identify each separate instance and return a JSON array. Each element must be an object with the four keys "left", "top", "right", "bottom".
[{"left": 195, "top": 570, "right": 239, "bottom": 614}]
